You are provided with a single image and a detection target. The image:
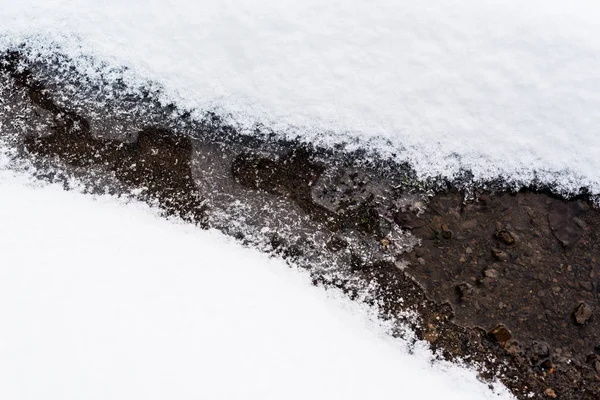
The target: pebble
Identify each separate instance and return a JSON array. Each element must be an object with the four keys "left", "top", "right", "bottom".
[
  {"left": 491, "top": 248, "right": 509, "bottom": 262},
  {"left": 441, "top": 224, "right": 452, "bottom": 239},
  {"left": 460, "top": 219, "right": 478, "bottom": 230},
  {"left": 544, "top": 388, "right": 557, "bottom": 398},
  {"left": 580, "top": 281, "right": 593, "bottom": 291},
  {"left": 532, "top": 341, "right": 550, "bottom": 358},
  {"left": 484, "top": 268, "right": 499, "bottom": 279},
  {"left": 456, "top": 282, "right": 474, "bottom": 302},
  {"left": 496, "top": 230, "right": 516, "bottom": 245},
  {"left": 488, "top": 324, "right": 512, "bottom": 346},
  {"left": 417, "top": 257, "right": 426, "bottom": 265},
  {"left": 552, "top": 286, "right": 561, "bottom": 294},
  {"left": 574, "top": 302, "right": 592, "bottom": 325}
]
